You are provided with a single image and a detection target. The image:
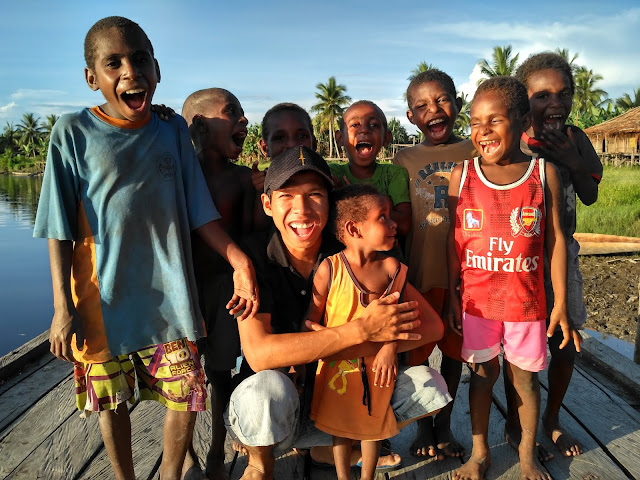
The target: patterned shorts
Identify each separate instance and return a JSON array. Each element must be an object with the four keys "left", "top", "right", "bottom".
[{"left": 73, "top": 338, "right": 208, "bottom": 415}]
